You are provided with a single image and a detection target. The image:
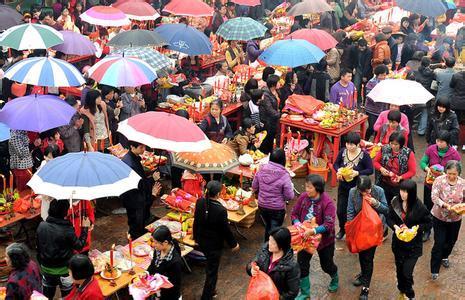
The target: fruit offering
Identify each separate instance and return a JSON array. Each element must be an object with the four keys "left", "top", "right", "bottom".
[
  {"left": 103, "top": 263, "right": 118, "bottom": 279},
  {"left": 451, "top": 203, "right": 465, "bottom": 215},
  {"left": 248, "top": 150, "right": 266, "bottom": 161},
  {"left": 339, "top": 167, "right": 354, "bottom": 182},
  {"left": 395, "top": 225, "right": 419, "bottom": 242},
  {"left": 425, "top": 164, "right": 444, "bottom": 185}
]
